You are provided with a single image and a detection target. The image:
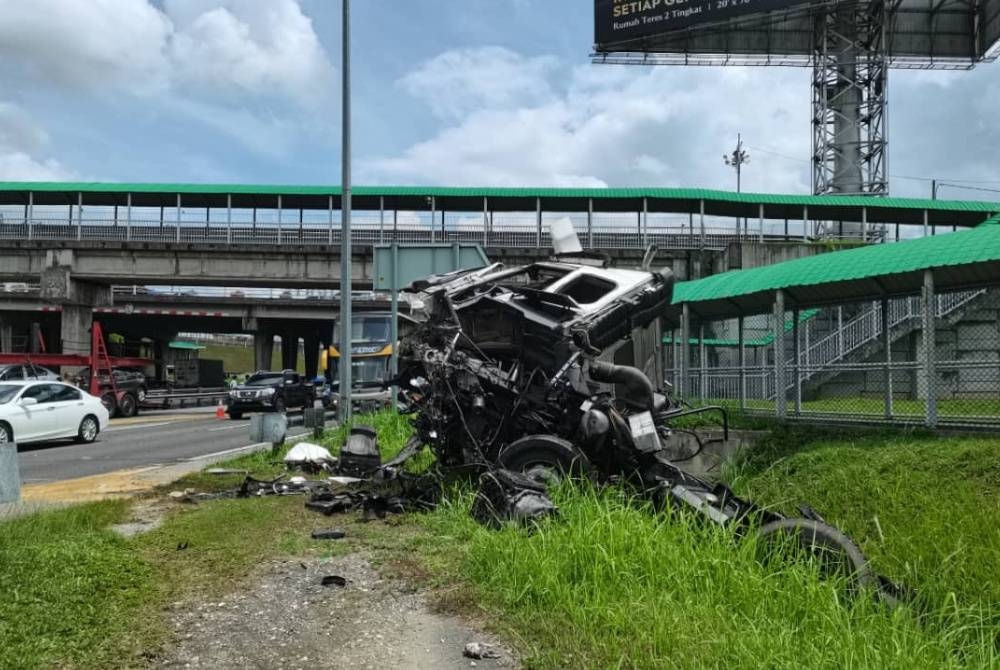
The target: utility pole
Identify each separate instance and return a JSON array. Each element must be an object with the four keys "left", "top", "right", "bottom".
[
  {"left": 724, "top": 133, "right": 750, "bottom": 233},
  {"left": 338, "top": 0, "right": 353, "bottom": 422},
  {"left": 931, "top": 179, "right": 937, "bottom": 200}
]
